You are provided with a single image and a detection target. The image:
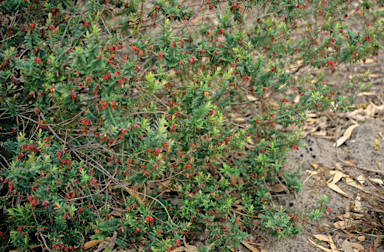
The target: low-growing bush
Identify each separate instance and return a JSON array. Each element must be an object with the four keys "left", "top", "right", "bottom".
[{"left": 0, "top": 0, "right": 383, "bottom": 251}]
